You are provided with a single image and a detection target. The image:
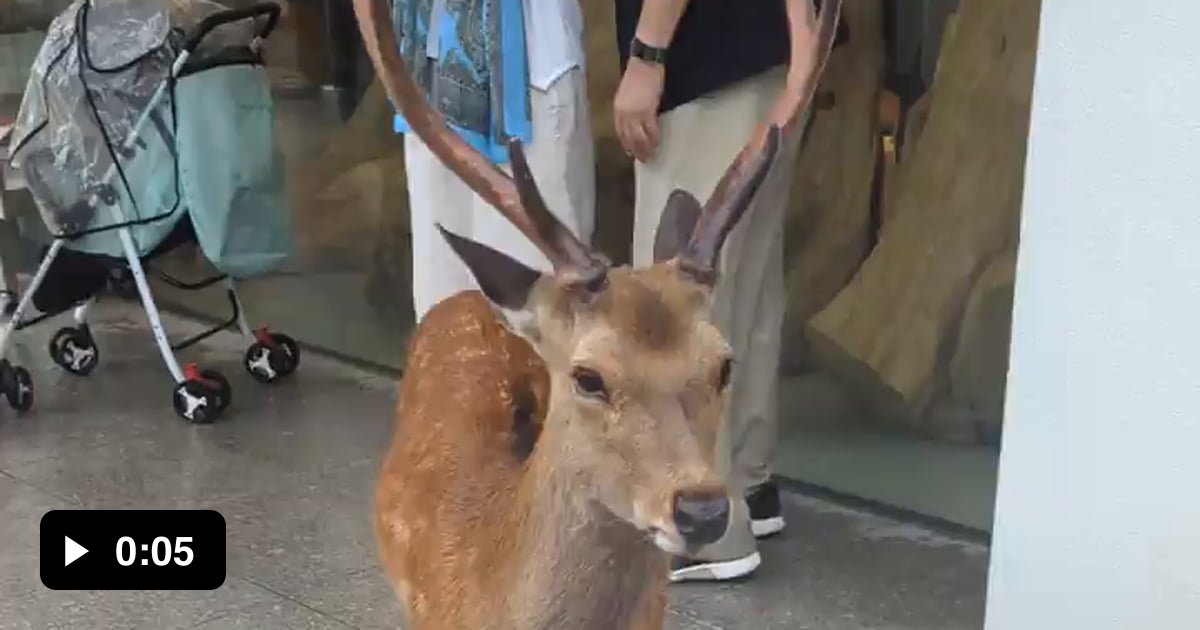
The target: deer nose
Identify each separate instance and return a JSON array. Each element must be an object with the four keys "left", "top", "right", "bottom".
[{"left": 672, "top": 489, "right": 730, "bottom": 547}]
